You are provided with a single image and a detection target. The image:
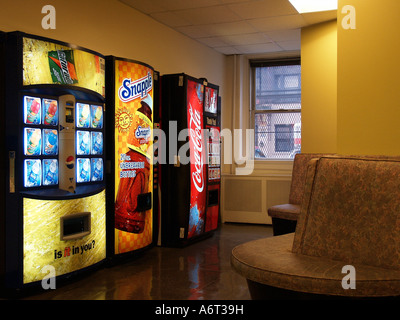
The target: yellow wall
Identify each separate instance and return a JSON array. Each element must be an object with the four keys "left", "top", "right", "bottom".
[
  {"left": 0, "top": 0, "right": 225, "bottom": 90},
  {"left": 301, "top": 20, "right": 337, "bottom": 153},
  {"left": 337, "top": 0, "right": 400, "bottom": 155}
]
